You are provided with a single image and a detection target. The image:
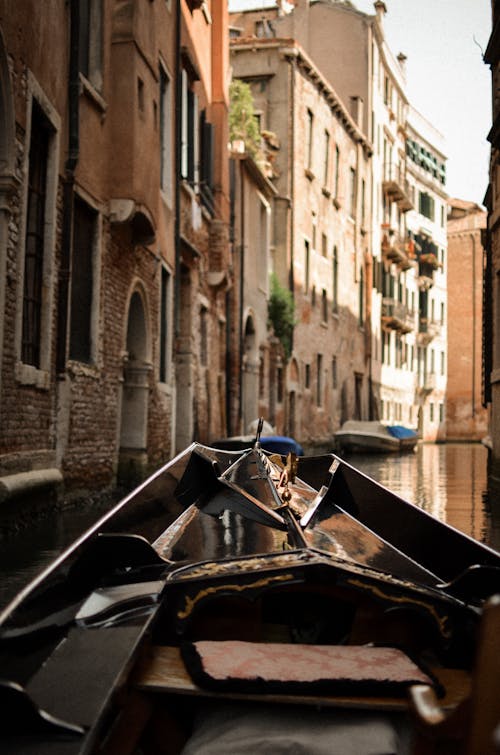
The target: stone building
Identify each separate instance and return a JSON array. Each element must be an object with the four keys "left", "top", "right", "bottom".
[
  {"left": 229, "top": 29, "right": 372, "bottom": 449},
  {"left": 0, "top": 0, "right": 231, "bottom": 512},
  {"left": 446, "top": 199, "right": 488, "bottom": 441},
  {"left": 229, "top": 0, "right": 449, "bottom": 444},
  {"left": 228, "top": 144, "right": 277, "bottom": 435}
]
